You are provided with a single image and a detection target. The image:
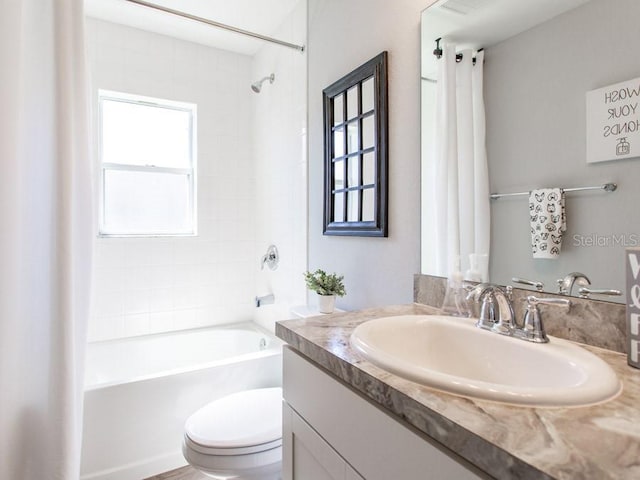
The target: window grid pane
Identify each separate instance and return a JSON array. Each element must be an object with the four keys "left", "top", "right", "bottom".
[
  {"left": 330, "top": 78, "right": 374, "bottom": 223},
  {"left": 101, "top": 98, "right": 192, "bottom": 168},
  {"left": 99, "top": 90, "right": 196, "bottom": 236},
  {"left": 102, "top": 169, "right": 192, "bottom": 234}
]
